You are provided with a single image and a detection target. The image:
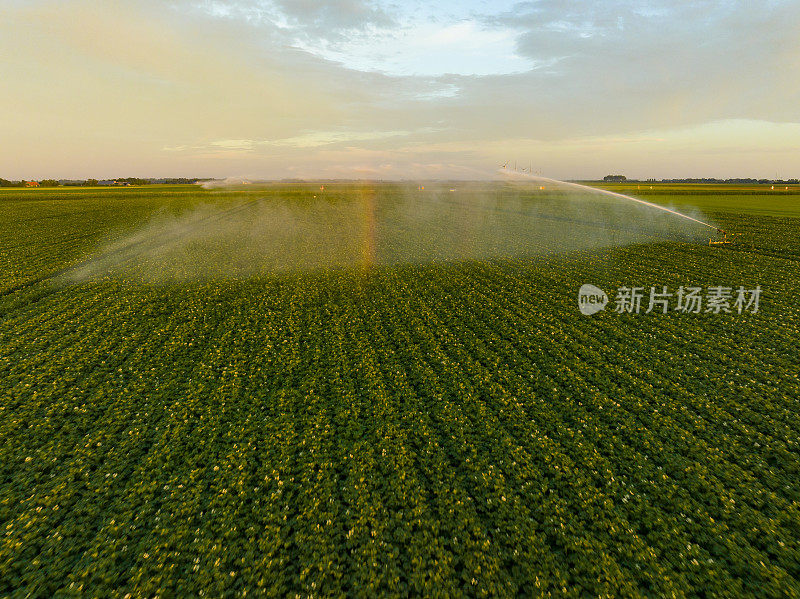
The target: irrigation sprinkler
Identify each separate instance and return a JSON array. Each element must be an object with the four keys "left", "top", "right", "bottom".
[{"left": 709, "top": 229, "right": 735, "bottom": 247}]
